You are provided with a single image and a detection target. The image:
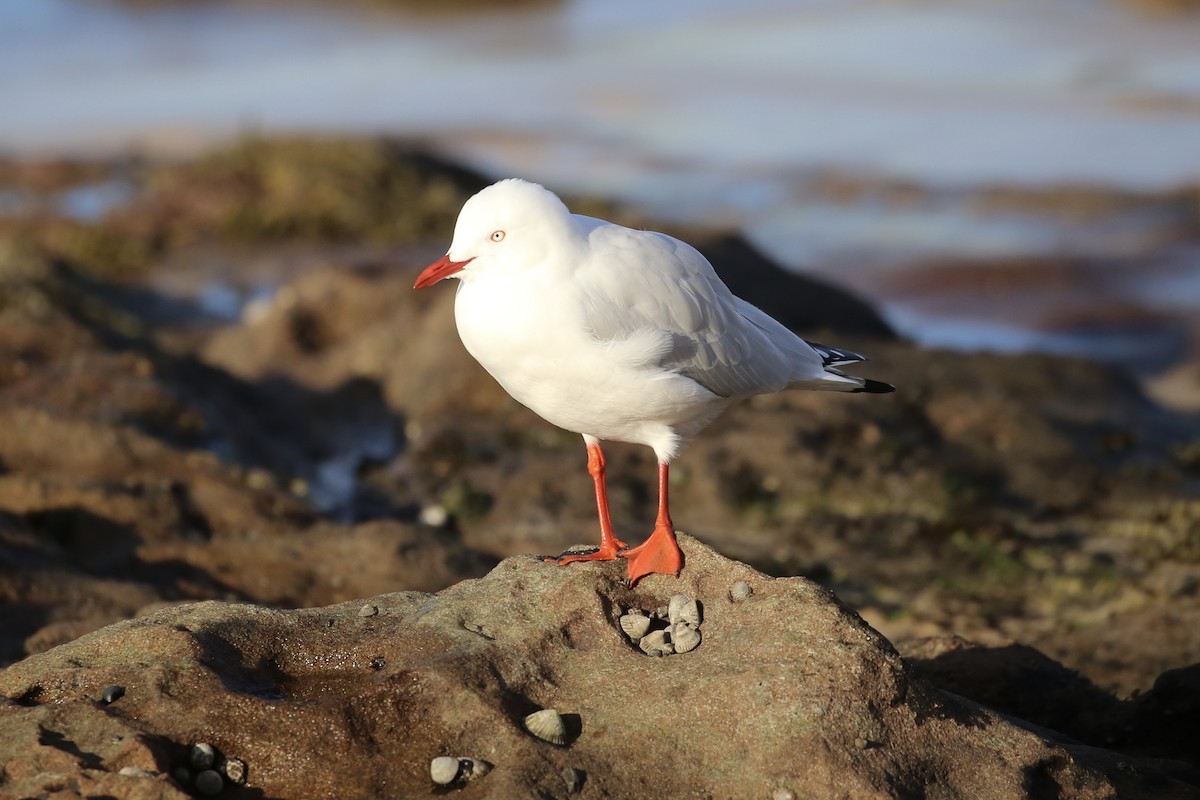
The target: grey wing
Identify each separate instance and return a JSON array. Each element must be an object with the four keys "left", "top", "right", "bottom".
[{"left": 575, "top": 226, "right": 828, "bottom": 398}]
